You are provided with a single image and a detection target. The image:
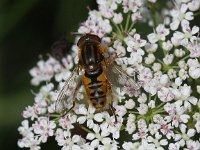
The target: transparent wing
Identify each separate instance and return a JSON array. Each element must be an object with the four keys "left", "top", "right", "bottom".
[
  {"left": 55, "top": 67, "right": 81, "bottom": 113},
  {"left": 105, "top": 62, "right": 140, "bottom": 93}
]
